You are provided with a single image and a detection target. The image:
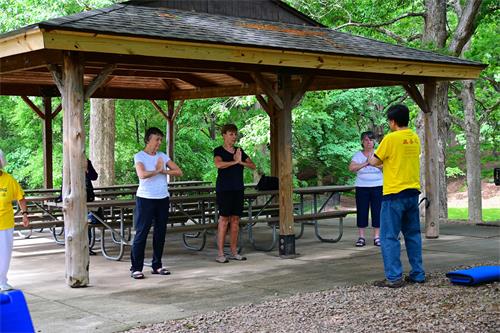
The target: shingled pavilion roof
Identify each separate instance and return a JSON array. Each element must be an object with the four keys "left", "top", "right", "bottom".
[{"left": 0, "top": 2, "right": 485, "bottom": 100}]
